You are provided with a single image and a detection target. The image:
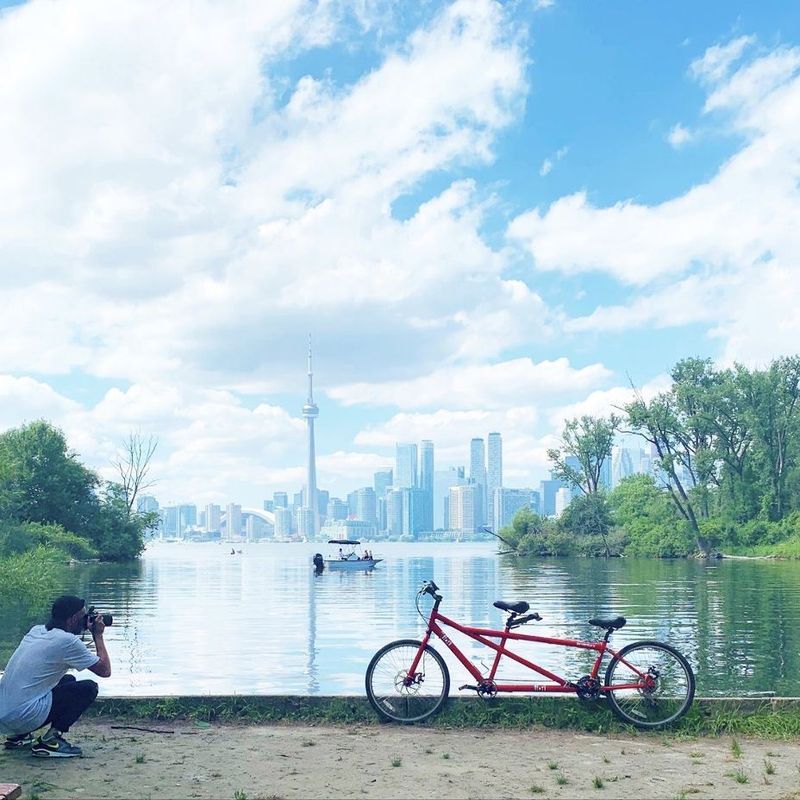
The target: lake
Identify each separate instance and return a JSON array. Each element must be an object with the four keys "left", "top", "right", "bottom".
[{"left": 2, "top": 541, "right": 799, "bottom": 697}]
